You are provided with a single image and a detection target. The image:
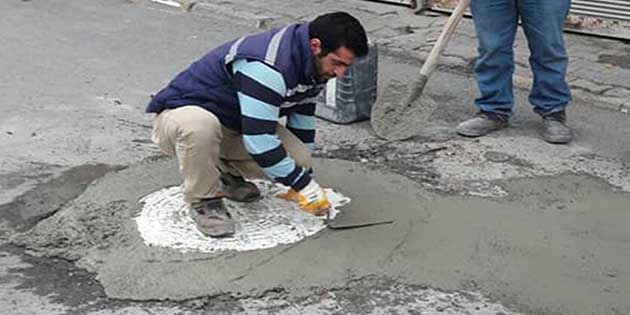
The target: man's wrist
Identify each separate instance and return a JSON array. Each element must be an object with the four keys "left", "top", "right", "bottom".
[{"left": 289, "top": 167, "right": 311, "bottom": 192}]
